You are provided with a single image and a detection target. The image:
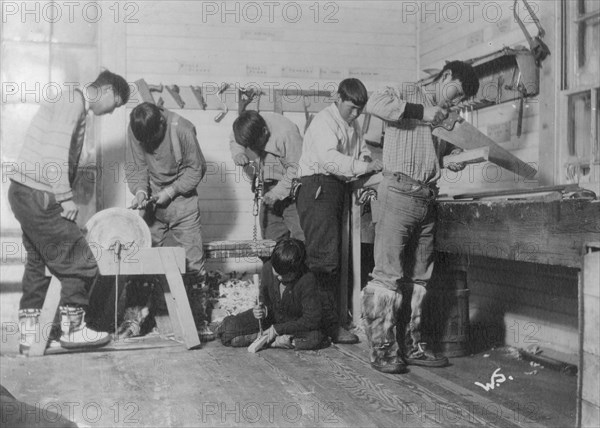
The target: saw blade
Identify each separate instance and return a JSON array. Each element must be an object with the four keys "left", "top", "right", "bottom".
[{"left": 432, "top": 116, "right": 537, "bottom": 179}]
